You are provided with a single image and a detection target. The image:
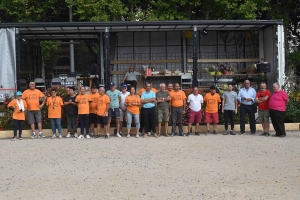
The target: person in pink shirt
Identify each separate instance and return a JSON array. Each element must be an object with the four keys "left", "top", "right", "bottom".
[{"left": 269, "top": 82, "right": 289, "bottom": 138}]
